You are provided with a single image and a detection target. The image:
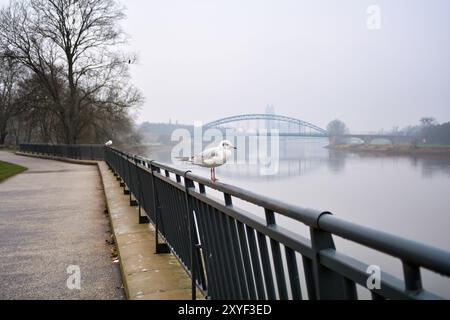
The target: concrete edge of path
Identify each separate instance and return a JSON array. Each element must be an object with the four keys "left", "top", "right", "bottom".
[{"left": 13, "top": 152, "right": 197, "bottom": 300}]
